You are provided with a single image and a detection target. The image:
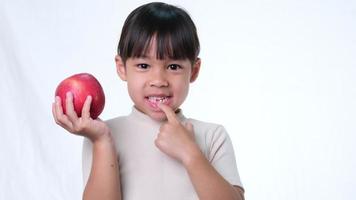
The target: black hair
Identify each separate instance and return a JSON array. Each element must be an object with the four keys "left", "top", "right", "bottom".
[{"left": 118, "top": 2, "right": 200, "bottom": 64}]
